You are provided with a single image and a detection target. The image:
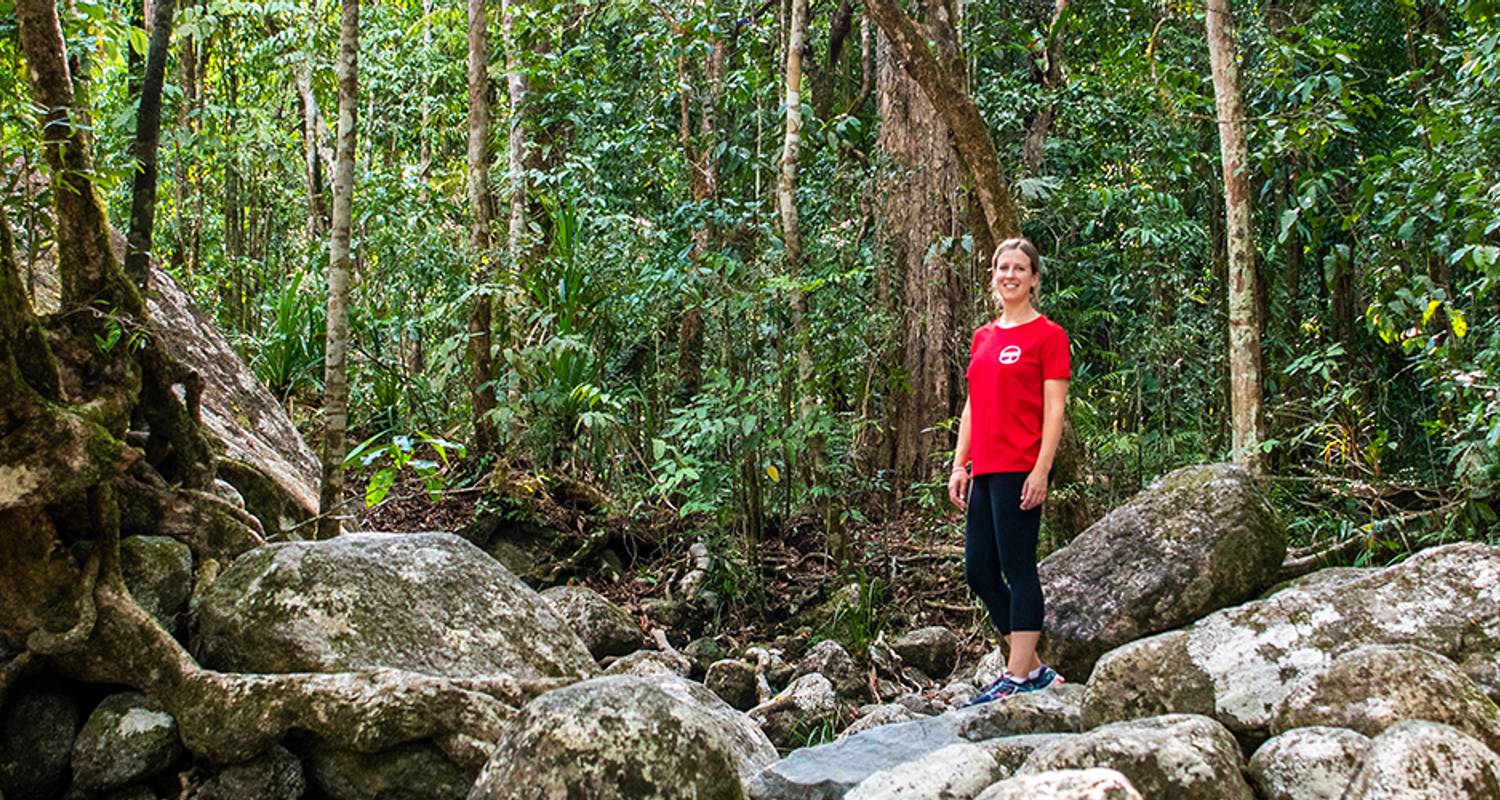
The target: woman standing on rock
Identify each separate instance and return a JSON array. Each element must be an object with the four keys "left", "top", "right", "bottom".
[{"left": 948, "top": 237, "right": 1071, "bottom": 705}]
